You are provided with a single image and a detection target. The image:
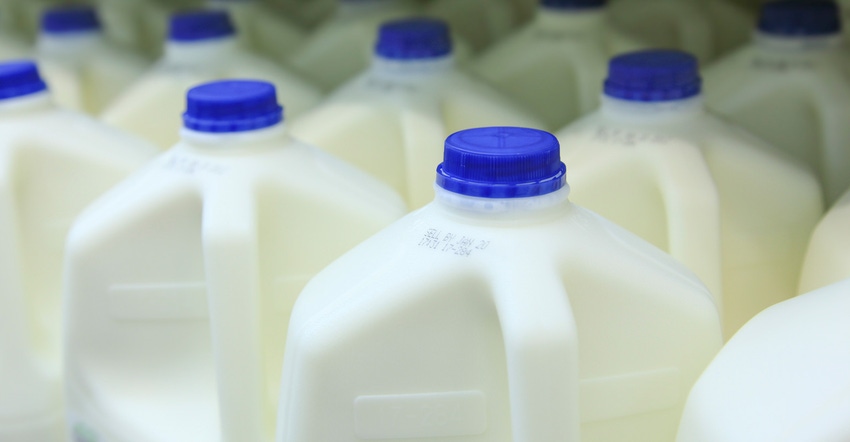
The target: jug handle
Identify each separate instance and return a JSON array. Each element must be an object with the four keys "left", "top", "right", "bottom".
[
  {"left": 203, "top": 188, "right": 266, "bottom": 442},
  {"left": 492, "top": 265, "right": 581, "bottom": 442}
]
